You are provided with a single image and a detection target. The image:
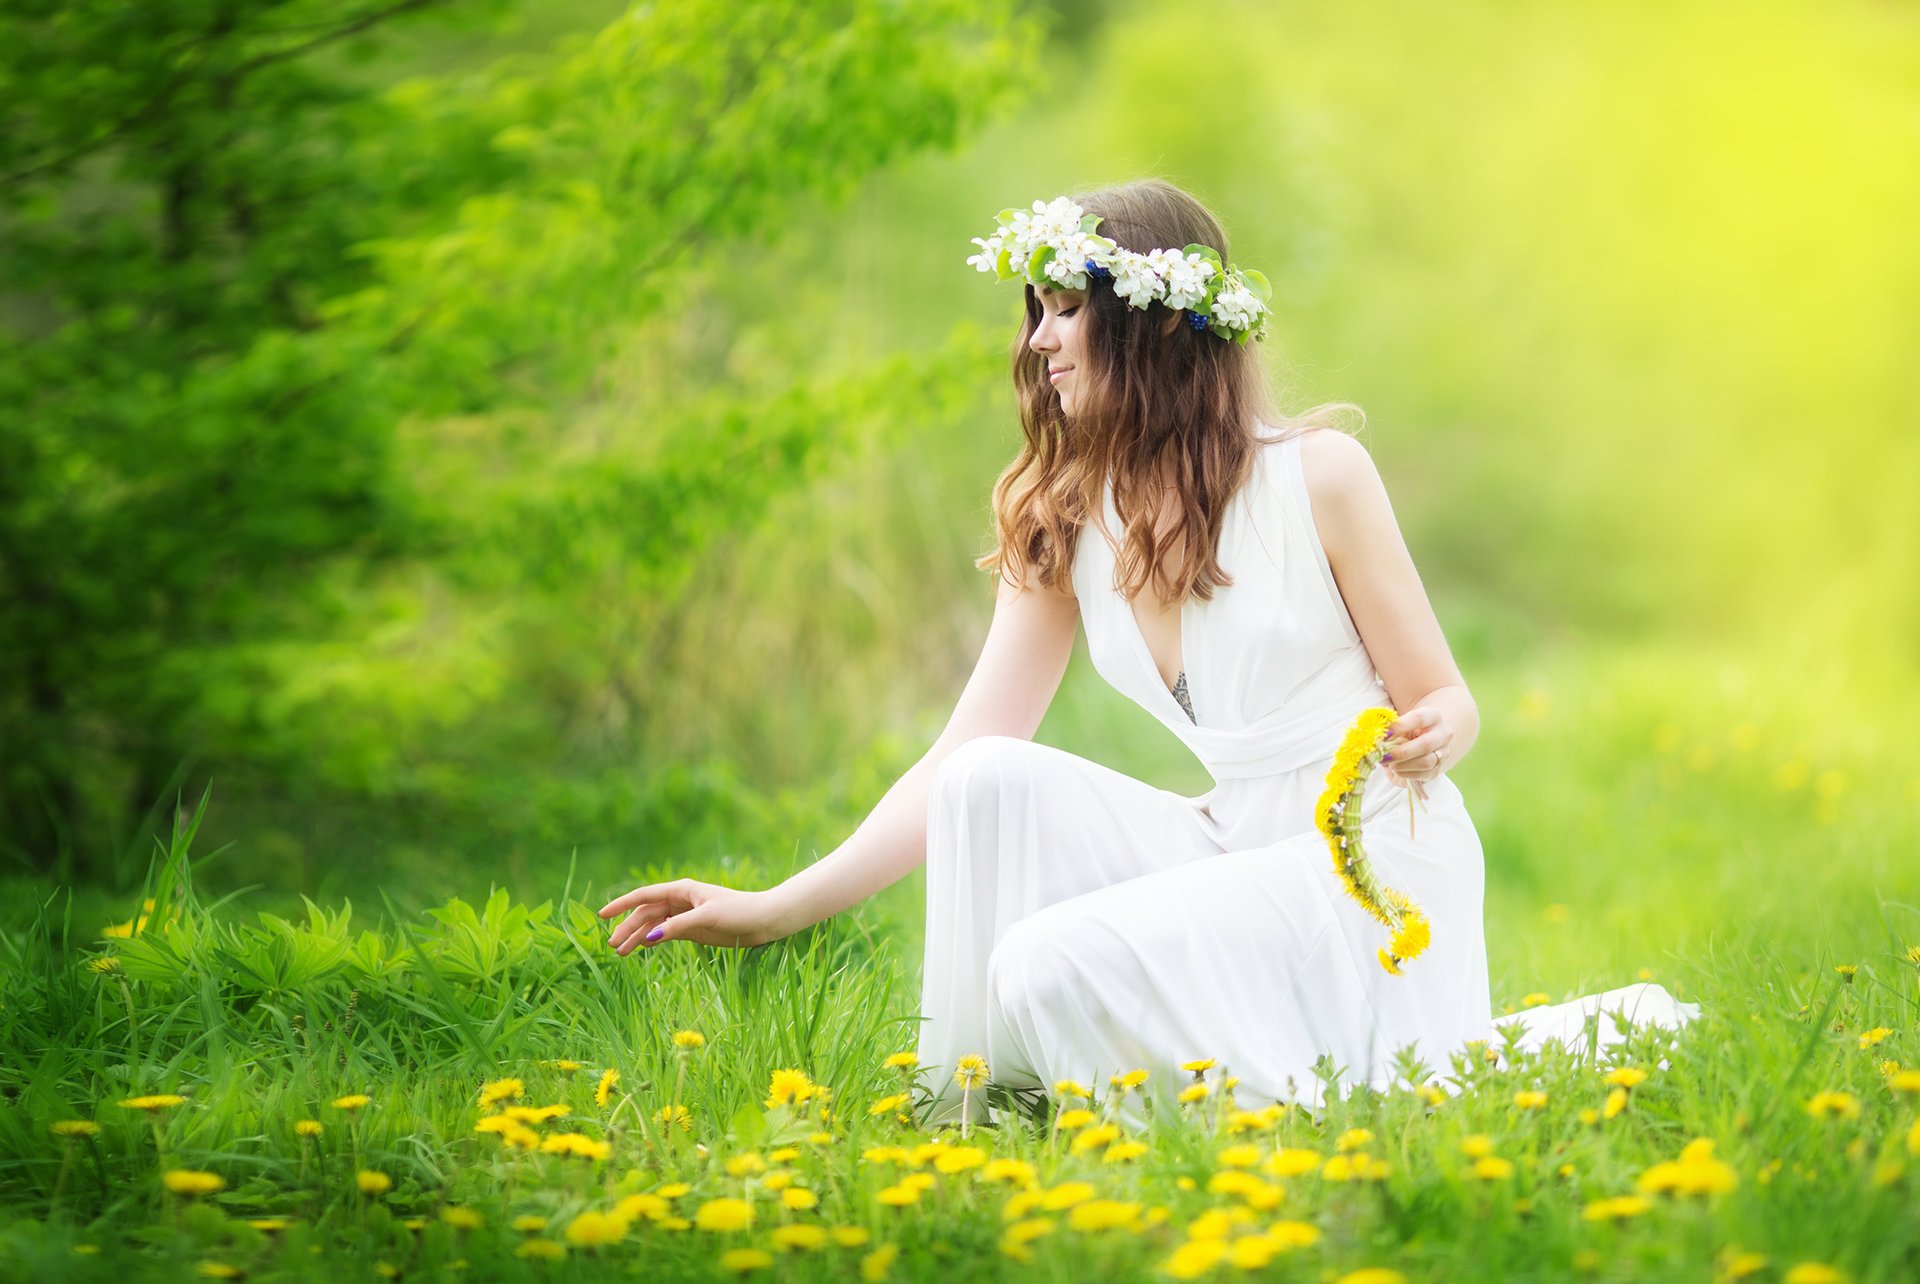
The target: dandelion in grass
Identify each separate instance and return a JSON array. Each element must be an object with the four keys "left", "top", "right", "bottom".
[
  {"left": 537, "top": 1058, "right": 584, "bottom": 1072},
  {"left": 655, "top": 1104, "right": 693, "bottom": 1132},
  {"left": 294, "top": 1119, "right": 321, "bottom": 1138},
  {"left": 595, "top": 1068, "right": 620, "bottom": 1107},
  {"left": 1111, "top": 1068, "right": 1149, "bottom": 1092},
  {"left": 441, "top": 1207, "right": 483, "bottom": 1230},
  {"left": 478, "top": 1077, "right": 523, "bottom": 1108},
  {"left": 1783, "top": 1265, "right": 1847, "bottom": 1284},
  {"left": 1217, "top": 1144, "right": 1260, "bottom": 1168},
  {"left": 1180, "top": 1058, "right": 1216, "bottom": 1078},
  {"left": 695, "top": 1197, "right": 753, "bottom": 1232},
  {"left": 1887, "top": 1070, "right": 1920, "bottom": 1095},
  {"left": 1521, "top": 992, "right": 1550, "bottom": 1007},
  {"left": 330, "top": 1094, "right": 370, "bottom": 1112},
  {"left": 673, "top": 1029, "right": 707, "bottom": 1050},
  {"left": 861, "top": 1244, "right": 900, "bottom": 1281},
  {"left": 194, "top": 1263, "right": 242, "bottom": 1279},
  {"left": 541, "top": 1132, "right": 611, "bottom": 1160},
  {"left": 163, "top": 1169, "right": 224, "bottom": 1197},
  {"left": 724, "top": 1152, "right": 766, "bottom": 1177},
  {"left": 1471, "top": 1156, "right": 1515, "bottom": 1180},
  {"left": 719, "top": 1247, "right": 775, "bottom": 1273},
  {"left": 356, "top": 1170, "right": 391, "bottom": 1196},
  {"left": 1335, "top": 1128, "right": 1374, "bottom": 1152},
  {"left": 51, "top": 1120, "right": 98, "bottom": 1138},
  {"left": 1178, "top": 1082, "right": 1211, "bottom": 1105},
  {"left": 563, "top": 1210, "right": 630, "bottom": 1247},
  {"left": 1335, "top": 1269, "right": 1406, "bottom": 1284},
  {"left": 876, "top": 1184, "right": 920, "bottom": 1207},
  {"left": 1906, "top": 945, "right": 1920, "bottom": 968},
  {"left": 87, "top": 956, "right": 121, "bottom": 974},
  {"left": 1603, "top": 1087, "right": 1629, "bottom": 1120},
  {"left": 1581, "top": 1195, "right": 1651, "bottom": 1222},
  {"left": 119, "top": 1094, "right": 187, "bottom": 1112},
  {"left": 1513, "top": 1090, "right": 1548, "bottom": 1110},
  {"left": 952, "top": 1054, "right": 988, "bottom": 1138},
  {"left": 882, "top": 1051, "right": 918, "bottom": 1071},
  {"left": 512, "top": 1215, "right": 549, "bottom": 1234},
  {"left": 765, "top": 1068, "right": 816, "bottom": 1109},
  {"left": 868, "top": 1092, "right": 911, "bottom": 1119},
  {"left": 1715, "top": 1247, "right": 1769, "bottom": 1281},
  {"left": 1055, "top": 1107, "right": 1096, "bottom": 1130},
  {"left": 248, "top": 1218, "right": 292, "bottom": 1233},
  {"left": 1859, "top": 1027, "right": 1892, "bottom": 1049},
  {"left": 1835, "top": 964, "right": 1858, "bottom": 982},
  {"left": 1604, "top": 1066, "right": 1648, "bottom": 1089},
  {"left": 1805, "top": 1091, "right": 1860, "bottom": 1121},
  {"left": 516, "top": 1239, "right": 566, "bottom": 1260}
]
